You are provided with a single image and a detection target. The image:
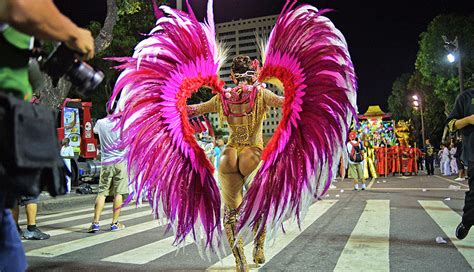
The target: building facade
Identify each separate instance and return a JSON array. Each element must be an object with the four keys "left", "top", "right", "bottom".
[{"left": 208, "top": 15, "right": 283, "bottom": 137}]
